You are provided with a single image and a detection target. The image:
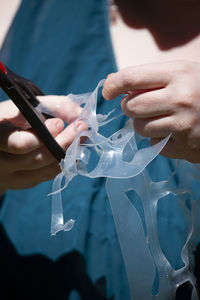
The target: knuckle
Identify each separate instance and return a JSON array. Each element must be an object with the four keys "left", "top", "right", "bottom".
[
  {"left": 173, "top": 88, "right": 197, "bottom": 110},
  {"left": 171, "top": 115, "right": 192, "bottom": 133},
  {"left": 121, "top": 69, "right": 135, "bottom": 90},
  {"left": 173, "top": 61, "right": 191, "bottom": 74},
  {"left": 43, "top": 164, "right": 61, "bottom": 181},
  {"left": 29, "top": 153, "right": 45, "bottom": 168},
  {"left": 26, "top": 148, "right": 53, "bottom": 169},
  {"left": 183, "top": 89, "right": 198, "bottom": 106},
  {"left": 9, "top": 136, "right": 31, "bottom": 154}
]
